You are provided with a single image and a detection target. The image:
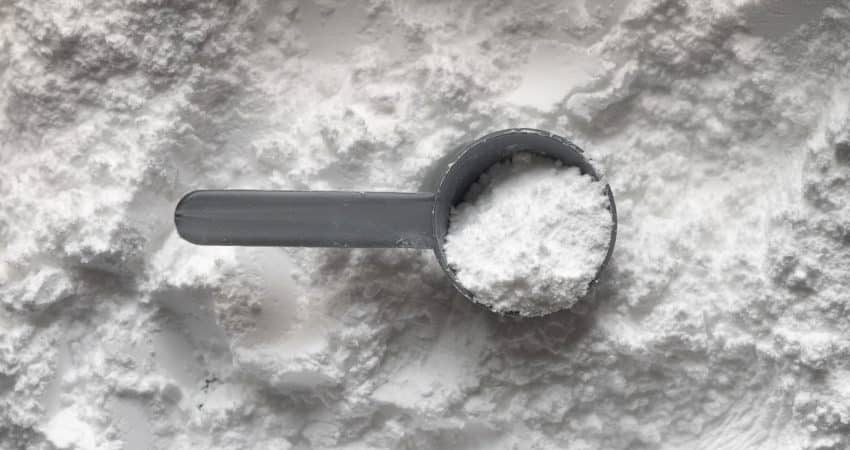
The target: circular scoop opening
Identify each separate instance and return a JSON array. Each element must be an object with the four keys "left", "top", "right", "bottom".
[{"left": 432, "top": 129, "right": 617, "bottom": 316}]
